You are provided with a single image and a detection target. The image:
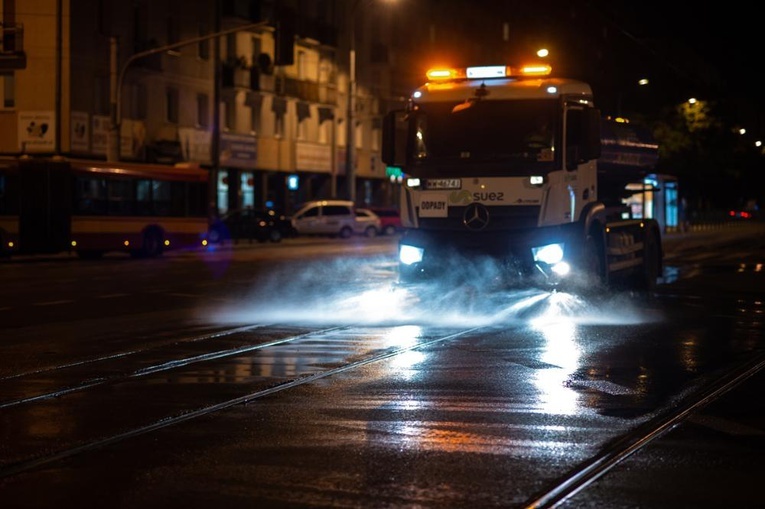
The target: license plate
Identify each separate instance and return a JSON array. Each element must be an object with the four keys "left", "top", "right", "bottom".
[{"left": 424, "top": 178, "right": 461, "bottom": 190}]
